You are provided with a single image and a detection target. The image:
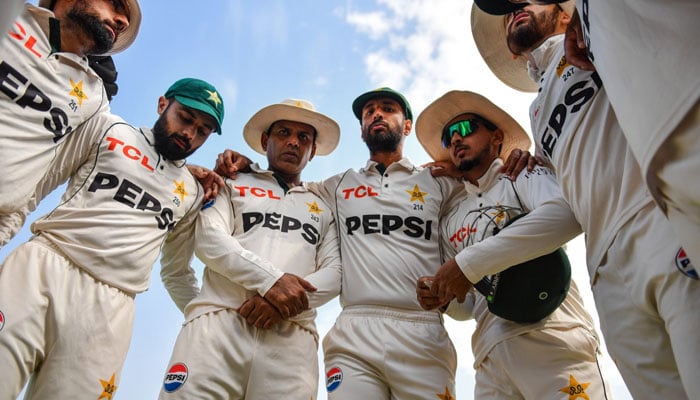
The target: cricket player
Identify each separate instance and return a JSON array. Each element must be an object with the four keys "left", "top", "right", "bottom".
[
  {"left": 158, "top": 98, "right": 343, "bottom": 399},
  {"left": 0, "top": 77, "right": 223, "bottom": 399},
  {"left": 0, "top": 0, "right": 141, "bottom": 246},
  {"left": 305, "top": 88, "right": 466, "bottom": 400},
  {"left": 430, "top": 3, "right": 700, "bottom": 397},
  {"left": 415, "top": 90, "right": 610, "bottom": 399},
  {"left": 473, "top": 0, "right": 700, "bottom": 268},
  {"left": 213, "top": 88, "right": 535, "bottom": 400}
]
